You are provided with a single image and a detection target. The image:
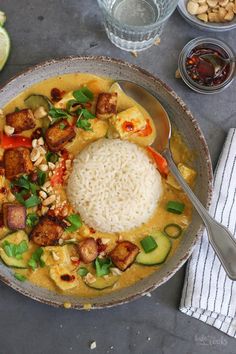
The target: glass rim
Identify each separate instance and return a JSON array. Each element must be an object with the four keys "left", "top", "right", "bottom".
[
  {"left": 97, "top": 0, "right": 179, "bottom": 31},
  {"left": 178, "top": 37, "right": 235, "bottom": 94}
]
